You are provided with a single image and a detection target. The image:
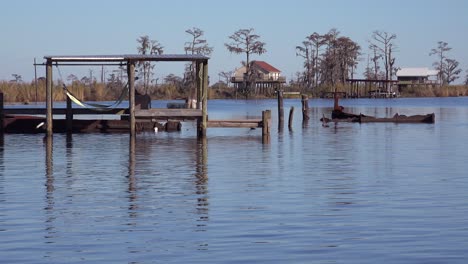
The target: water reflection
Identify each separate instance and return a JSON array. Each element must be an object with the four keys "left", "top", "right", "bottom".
[
  {"left": 194, "top": 137, "right": 209, "bottom": 235},
  {"left": 127, "top": 135, "right": 138, "bottom": 220},
  {"left": 44, "top": 135, "right": 55, "bottom": 244}
]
